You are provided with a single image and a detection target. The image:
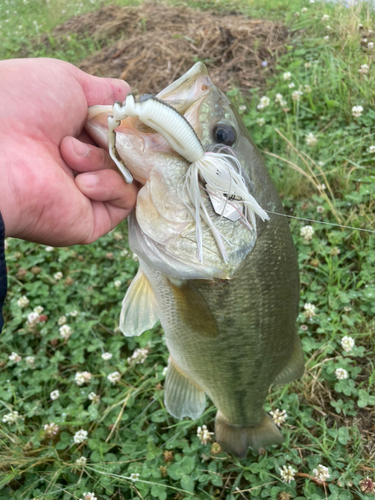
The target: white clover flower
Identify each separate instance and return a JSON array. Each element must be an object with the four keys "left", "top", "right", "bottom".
[
  {"left": 27, "top": 311, "right": 40, "bottom": 326},
  {"left": 280, "top": 99, "right": 288, "bottom": 107},
  {"left": 352, "top": 105, "right": 364, "bottom": 118},
  {"left": 45, "top": 246, "right": 54, "bottom": 252},
  {"left": 292, "top": 90, "right": 303, "bottom": 101},
  {"left": 344, "top": 306, "right": 352, "bottom": 312},
  {"left": 283, "top": 71, "right": 292, "bottom": 81},
  {"left": 127, "top": 347, "right": 148, "bottom": 365},
  {"left": 59, "top": 324, "right": 72, "bottom": 340},
  {"left": 322, "top": 14, "right": 330, "bottom": 21},
  {"left": 107, "top": 371, "right": 121, "bottom": 384},
  {"left": 34, "top": 306, "right": 44, "bottom": 314},
  {"left": 162, "top": 366, "right": 168, "bottom": 377},
  {"left": 359, "top": 64, "right": 369, "bottom": 75},
  {"left": 309, "top": 0, "right": 314, "bottom": 3},
  {"left": 50, "top": 390, "right": 60, "bottom": 400},
  {"left": 317, "top": 206, "right": 324, "bottom": 213},
  {"left": 305, "top": 132, "right": 318, "bottom": 146},
  {"left": 324, "top": 35, "right": 329, "bottom": 40},
  {"left": 304, "top": 62, "right": 312, "bottom": 69},
  {"left": 280, "top": 465, "right": 297, "bottom": 483},
  {"left": 270, "top": 409, "right": 288, "bottom": 426},
  {"left": 113, "top": 231, "right": 123, "bottom": 241},
  {"left": 367, "top": 145, "right": 375, "bottom": 153},
  {"left": 70, "top": 310, "right": 78, "bottom": 317},
  {"left": 74, "top": 429, "right": 88, "bottom": 444},
  {"left": 301, "top": 7, "right": 308, "bottom": 13},
  {"left": 54, "top": 272, "right": 63, "bottom": 280},
  {"left": 312, "top": 464, "right": 330, "bottom": 482},
  {"left": 102, "top": 352, "right": 113, "bottom": 360},
  {"left": 58, "top": 316, "right": 66, "bottom": 326},
  {"left": 275, "top": 93, "right": 283, "bottom": 102},
  {"left": 9, "top": 352, "right": 21, "bottom": 363},
  {"left": 256, "top": 117, "right": 265, "bottom": 126},
  {"left": 335, "top": 368, "right": 348, "bottom": 380},
  {"left": 75, "top": 371, "right": 92, "bottom": 386},
  {"left": 238, "top": 105, "right": 247, "bottom": 112},
  {"left": 368, "top": 42, "right": 374, "bottom": 49},
  {"left": 120, "top": 249, "right": 129, "bottom": 257},
  {"left": 317, "top": 183, "right": 326, "bottom": 191},
  {"left": 130, "top": 473, "right": 140, "bottom": 481},
  {"left": 75, "top": 456, "right": 87, "bottom": 466},
  {"left": 132, "top": 253, "right": 139, "bottom": 261},
  {"left": 88, "top": 392, "right": 100, "bottom": 404},
  {"left": 300, "top": 225, "right": 314, "bottom": 241},
  {"left": 2, "top": 411, "right": 24, "bottom": 424},
  {"left": 304, "top": 302, "right": 316, "bottom": 318},
  {"left": 17, "top": 296, "right": 29, "bottom": 308},
  {"left": 326, "top": 25, "right": 331, "bottom": 30},
  {"left": 25, "top": 356, "right": 35, "bottom": 366},
  {"left": 341, "top": 336, "right": 355, "bottom": 352},
  {"left": 304, "top": 84, "right": 312, "bottom": 93},
  {"left": 44, "top": 422, "right": 59, "bottom": 436},
  {"left": 257, "top": 96, "right": 270, "bottom": 110},
  {"left": 288, "top": 82, "right": 295, "bottom": 88},
  {"left": 114, "top": 280, "right": 121, "bottom": 288},
  {"left": 197, "top": 425, "right": 214, "bottom": 444},
  {"left": 80, "top": 493, "right": 97, "bottom": 500}
]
